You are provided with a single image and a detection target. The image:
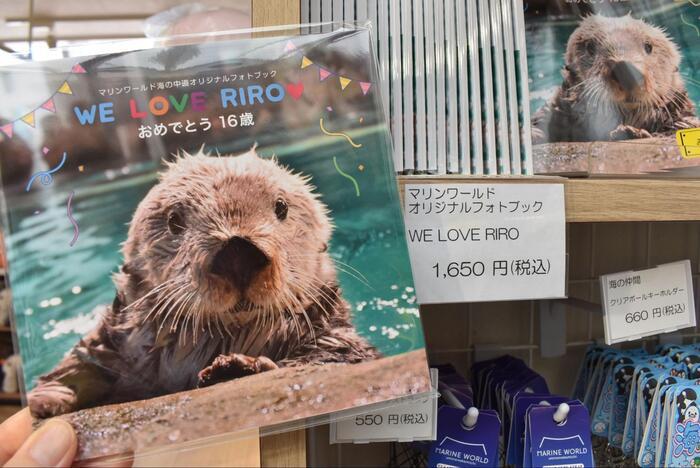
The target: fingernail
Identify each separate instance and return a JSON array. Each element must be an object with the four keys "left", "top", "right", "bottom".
[{"left": 28, "top": 420, "right": 75, "bottom": 466}]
